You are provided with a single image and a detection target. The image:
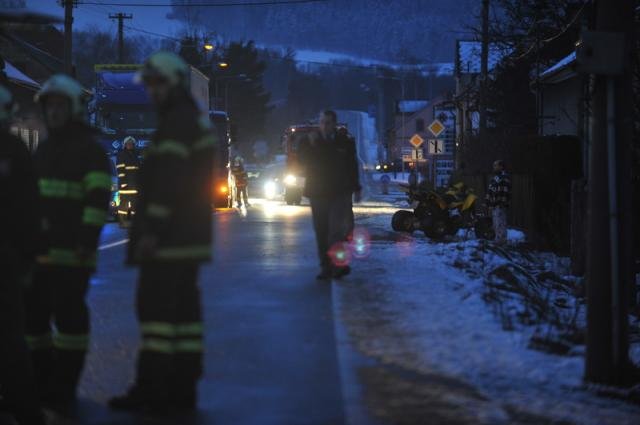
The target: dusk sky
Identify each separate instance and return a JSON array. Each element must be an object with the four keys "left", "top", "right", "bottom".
[{"left": 26, "top": 0, "right": 181, "bottom": 40}]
